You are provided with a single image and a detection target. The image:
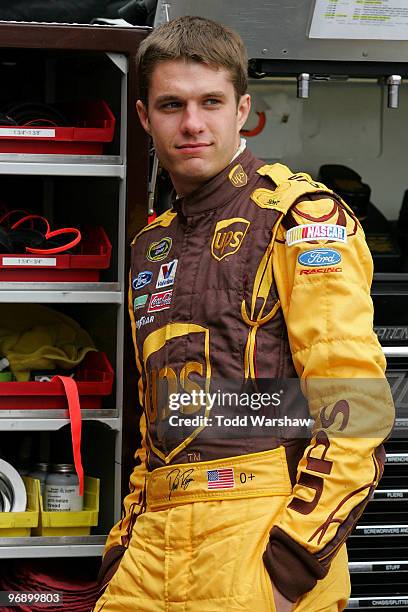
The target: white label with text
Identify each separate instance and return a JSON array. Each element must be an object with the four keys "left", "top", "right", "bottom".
[{"left": 2, "top": 257, "right": 57, "bottom": 267}]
